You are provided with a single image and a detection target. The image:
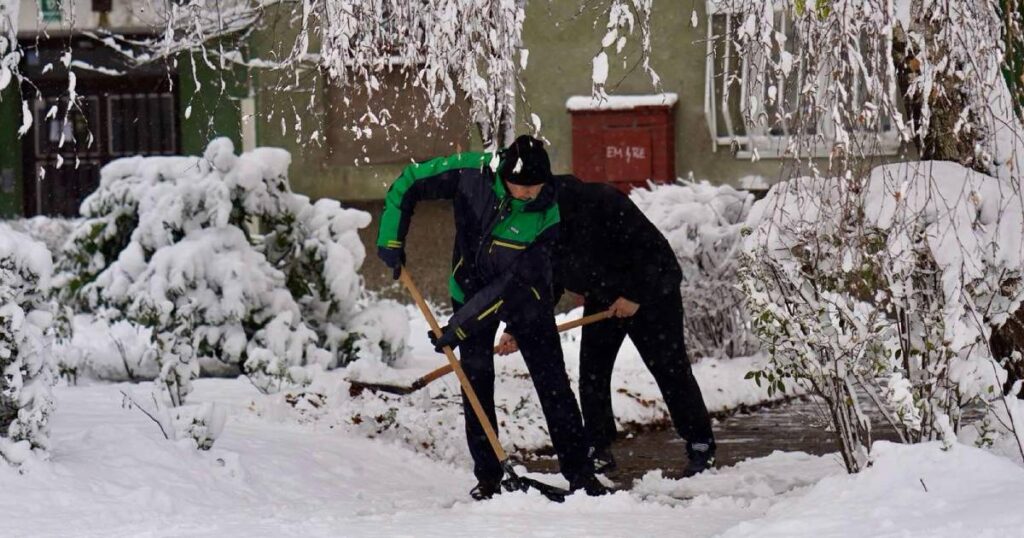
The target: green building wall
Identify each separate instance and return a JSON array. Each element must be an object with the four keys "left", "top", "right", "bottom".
[
  {"left": 178, "top": 54, "right": 245, "bottom": 155},
  {"left": 0, "top": 87, "right": 23, "bottom": 217}
]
